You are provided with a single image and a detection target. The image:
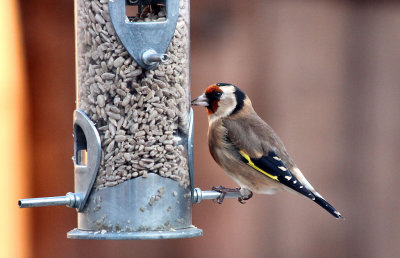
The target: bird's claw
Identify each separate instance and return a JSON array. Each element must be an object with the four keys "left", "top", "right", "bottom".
[
  {"left": 212, "top": 186, "right": 253, "bottom": 204},
  {"left": 212, "top": 186, "right": 241, "bottom": 204},
  {"left": 238, "top": 190, "right": 253, "bottom": 204}
]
